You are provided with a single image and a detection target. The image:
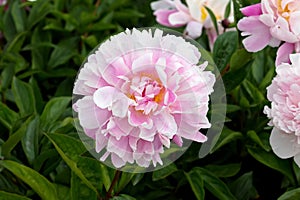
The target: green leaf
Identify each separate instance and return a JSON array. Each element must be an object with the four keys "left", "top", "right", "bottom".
[
  {"left": 6, "top": 31, "right": 27, "bottom": 53},
  {"left": 111, "top": 194, "right": 136, "bottom": 200},
  {"left": 54, "top": 184, "right": 71, "bottom": 200},
  {"left": 247, "top": 131, "right": 271, "bottom": 152},
  {"left": 77, "top": 156, "right": 104, "bottom": 193},
  {"left": 247, "top": 146, "right": 295, "bottom": 184},
  {"left": 21, "top": 115, "right": 40, "bottom": 164},
  {"left": 0, "top": 160, "right": 57, "bottom": 200},
  {"left": 45, "top": 133, "right": 86, "bottom": 161},
  {"left": 12, "top": 77, "right": 36, "bottom": 117},
  {"left": 3, "top": 7, "right": 17, "bottom": 42},
  {"left": 204, "top": 163, "right": 241, "bottom": 178},
  {"left": 222, "top": 60, "right": 252, "bottom": 92},
  {"left": 229, "top": 172, "right": 258, "bottom": 200},
  {"left": 47, "top": 45, "right": 76, "bottom": 69},
  {"left": 40, "top": 97, "right": 71, "bottom": 131},
  {"left": 204, "top": 6, "right": 219, "bottom": 35},
  {"left": 1, "top": 64, "right": 15, "bottom": 91},
  {"left": 213, "top": 31, "right": 238, "bottom": 72},
  {"left": 224, "top": 0, "right": 232, "bottom": 19},
  {"left": 27, "top": 0, "right": 52, "bottom": 29},
  {"left": 131, "top": 173, "right": 144, "bottom": 186},
  {"left": 190, "top": 167, "right": 237, "bottom": 200},
  {"left": 46, "top": 133, "right": 97, "bottom": 193},
  {"left": 11, "top": 0, "right": 25, "bottom": 32},
  {"left": 0, "top": 101, "right": 19, "bottom": 130},
  {"left": 71, "top": 172, "right": 97, "bottom": 200},
  {"left": 211, "top": 128, "right": 243, "bottom": 153},
  {"left": 29, "top": 78, "right": 44, "bottom": 113},
  {"left": 230, "top": 49, "right": 252, "bottom": 71},
  {"left": 2, "top": 116, "right": 33, "bottom": 157},
  {"left": 185, "top": 170, "right": 205, "bottom": 200},
  {"left": 152, "top": 163, "right": 177, "bottom": 181},
  {"left": 117, "top": 172, "right": 135, "bottom": 193},
  {"left": 0, "top": 191, "right": 31, "bottom": 200},
  {"left": 278, "top": 188, "right": 300, "bottom": 200},
  {"left": 241, "top": 80, "right": 265, "bottom": 105}
]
